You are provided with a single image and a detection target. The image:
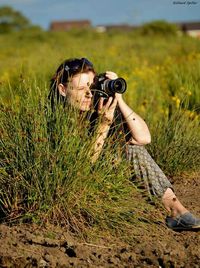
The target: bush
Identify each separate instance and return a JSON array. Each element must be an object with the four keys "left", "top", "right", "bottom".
[{"left": 139, "top": 20, "right": 178, "bottom": 36}]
